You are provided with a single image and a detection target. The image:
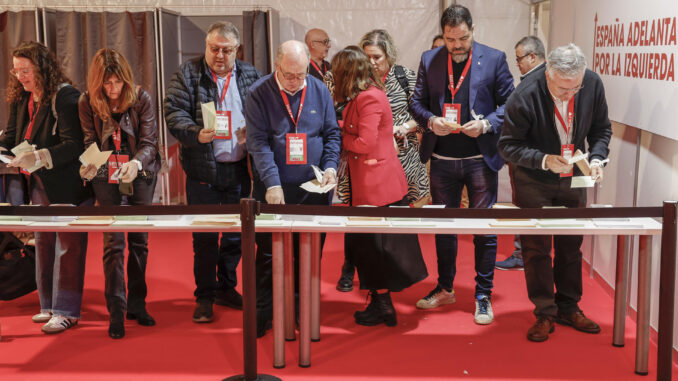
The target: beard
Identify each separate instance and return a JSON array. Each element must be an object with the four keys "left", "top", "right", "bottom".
[{"left": 451, "top": 52, "right": 469, "bottom": 63}]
